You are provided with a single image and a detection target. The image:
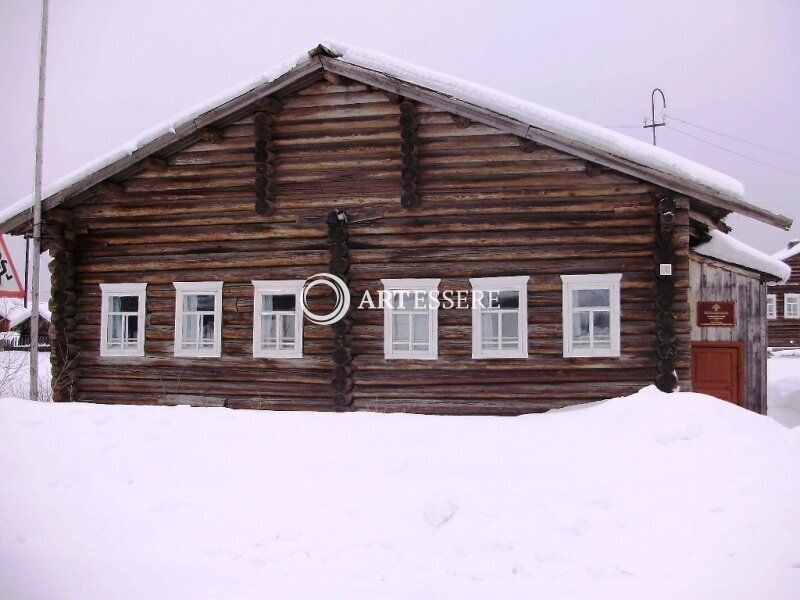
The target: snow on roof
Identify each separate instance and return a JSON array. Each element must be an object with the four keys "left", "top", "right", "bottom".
[
  {"left": 0, "top": 49, "right": 312, "bottom": 226},
  {"left": 693, "top": 229, "right": 791, "bottom": 281},
  {"left": 0, "top": 41, "right": 776, "bottom": 227},
  {"left": 326, "top": 42, "right": 745, "bottom": 201},
  {"left": 0, "top": 298, "right": 51, "bottom": 328},
  {"left": 772, "top": 240, "right": 800, "bottom": 262}
]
